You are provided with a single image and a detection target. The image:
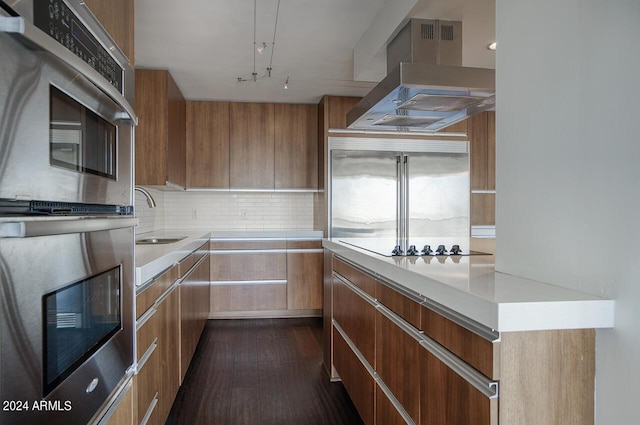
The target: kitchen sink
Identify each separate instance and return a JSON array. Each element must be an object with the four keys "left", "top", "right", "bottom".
[{"left": 136, "top": 236, "right": 187, "bottom": 245}]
